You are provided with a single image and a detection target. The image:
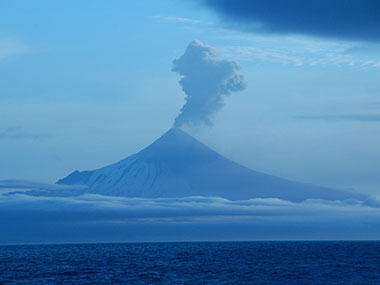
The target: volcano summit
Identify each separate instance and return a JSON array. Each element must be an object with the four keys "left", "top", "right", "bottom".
[{"left": 57, "top": 128, "right": 362, "bottom": 202}]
